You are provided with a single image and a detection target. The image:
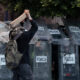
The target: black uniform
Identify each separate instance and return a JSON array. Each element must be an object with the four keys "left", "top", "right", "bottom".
[{"left": 12, "top": 20, "right": 38, "bottom": 80}]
